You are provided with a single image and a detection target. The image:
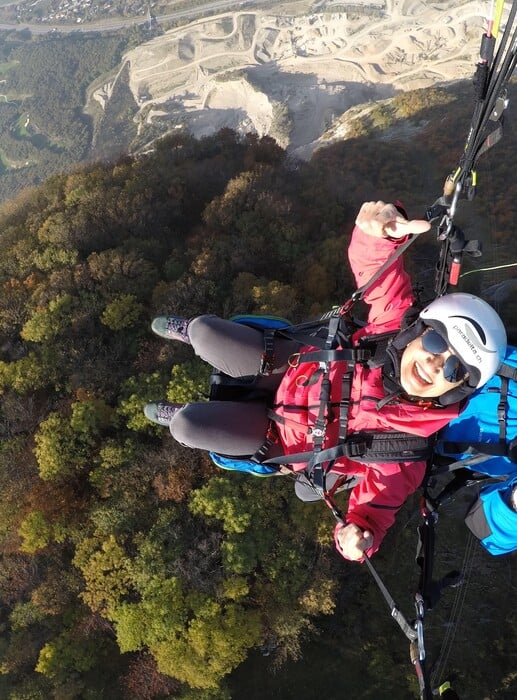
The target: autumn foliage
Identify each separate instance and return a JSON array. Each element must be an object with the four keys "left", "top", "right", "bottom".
[{"left": 0, "top": 82, "right": 516, "bottom": 698}]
